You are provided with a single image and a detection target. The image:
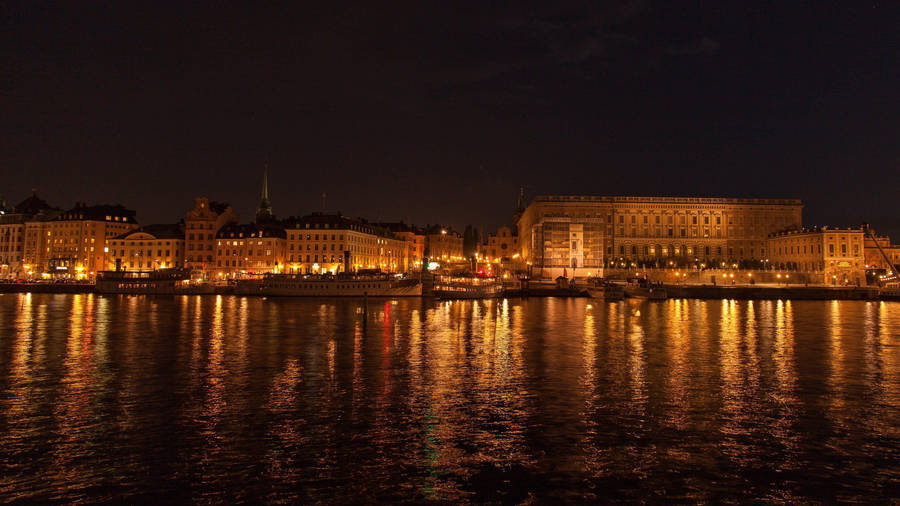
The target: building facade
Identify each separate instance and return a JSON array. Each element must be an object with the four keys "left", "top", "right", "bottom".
[
  {"left": 863, "top": 231, "right": 900, "bottom": 272},
  {"left": 425, "top": 226, "right": 464, "bottom": 263},
  {"left": 184, "top": 197, "right": 238, "bottom": 277},
  {"left": 517, "top": 195, "right": 803, "bottom": 278},
  {"left": 479, "top": 226, "right": 519, "bottom": 262},
  {"left": 283, "top": 214, "right": 410, "bottom": 274},
  {"left": 767, "top": 227, "right": 865, "bottom": 285},
  {"left": 106, "top": 224, "right": 185, "bottom": 271},
  {"left": 375, "top": 222, "right": 426, "bottom": 271},
  {"left": 214, "top": 223, "right": 287, "bottom": 277},
  {"left": 0, "top": 192, "right": 58, "bottom": 278},
  {"left": 25, "top": 204, "right": 138, "bottom": 278}
]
